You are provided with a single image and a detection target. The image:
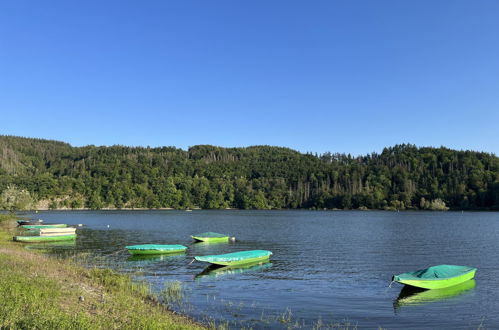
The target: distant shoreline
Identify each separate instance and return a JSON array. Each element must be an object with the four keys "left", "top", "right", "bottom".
[{"left": 17, "top": 207, "right": 498, "bottom": 212}]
